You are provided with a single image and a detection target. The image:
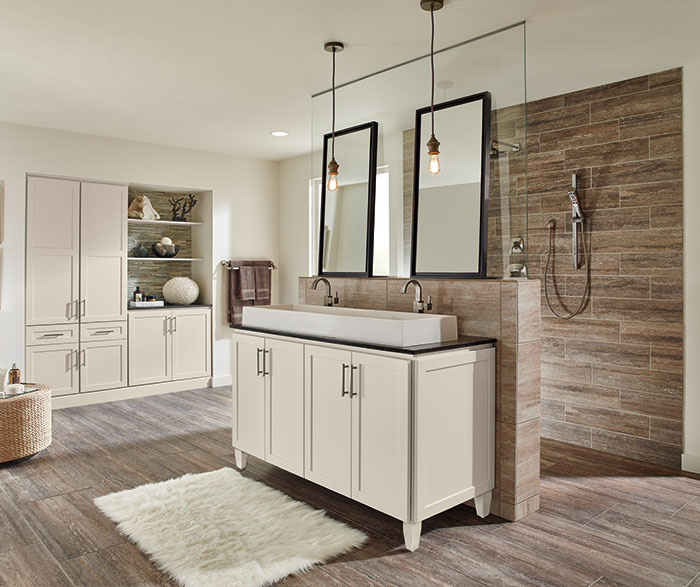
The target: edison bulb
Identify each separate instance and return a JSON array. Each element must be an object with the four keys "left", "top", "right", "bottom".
[
  {"left": 327, "top": 173, "right": 339, "bottom": 191},
  {"left": 428, "top": 153, "right": 441, "bottom": 175}
]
